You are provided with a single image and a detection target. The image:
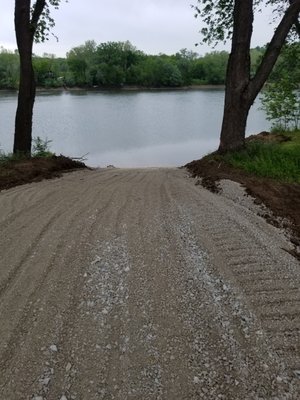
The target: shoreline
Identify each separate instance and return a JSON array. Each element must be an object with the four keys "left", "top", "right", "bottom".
[{"left": 0, "top": 84, "right": 225, "bottom": 94}]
